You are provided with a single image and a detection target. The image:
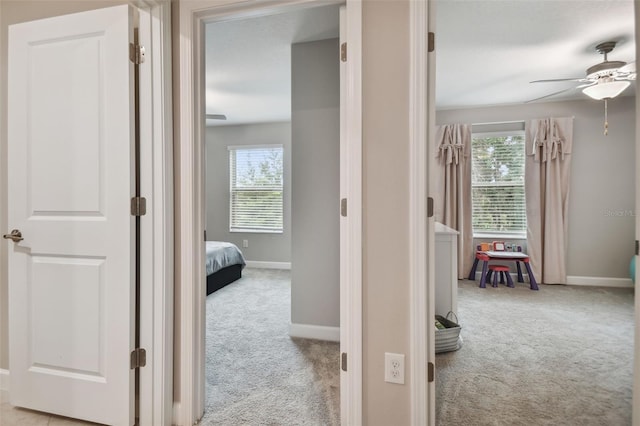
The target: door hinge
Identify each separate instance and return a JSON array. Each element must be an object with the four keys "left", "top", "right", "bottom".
[
  {"left": 341, "top": 352, "right": 348, "bottom": 372},
  {"left": 129, "top": 43, "right": 146, "bottom": 64},
  {"left": 130, "top": 348, "right": 147, "bottom": 369},
  {"left": 427, "top": 197, "right": 434, "bottom": 218},
  {"left": 131, "top": 197, "right": 147, "bottom": 216},
  {"left": 428, "top": 361, "right": 434, "bottom": 382},
  {"left": 636, "top": 240, "right": 639, "bottom": 256},
  {"left": 340, "top": 42, "right": 347, "bottom": 62},
  {"left": 341, "top": 198, "right": 348, "bottom": 217},
  {"left": 428, "top": 32, "right": 435, "bottom": 53}
]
